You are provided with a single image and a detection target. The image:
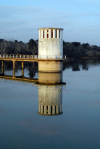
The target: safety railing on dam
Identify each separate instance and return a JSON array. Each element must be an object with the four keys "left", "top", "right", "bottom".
[
  {"left": 0, "top": 54, "right": 67, "bottom": 60},
  {"left": 0, "top": 54, "right": 37, "bottom": 59}
]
